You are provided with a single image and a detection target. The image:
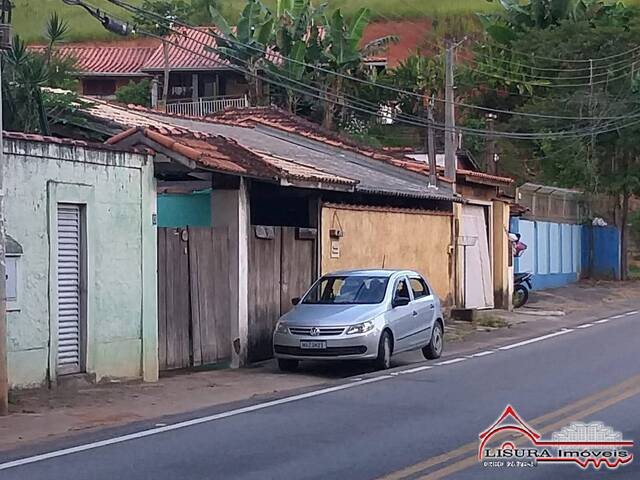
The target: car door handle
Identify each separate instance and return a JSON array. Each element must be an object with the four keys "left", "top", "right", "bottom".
[
  {"left": 429, "top": 304, "right": 435, "bottom": 310},
  {"left": 412, "top": 310, "right": 418, "bottom": 317}
]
